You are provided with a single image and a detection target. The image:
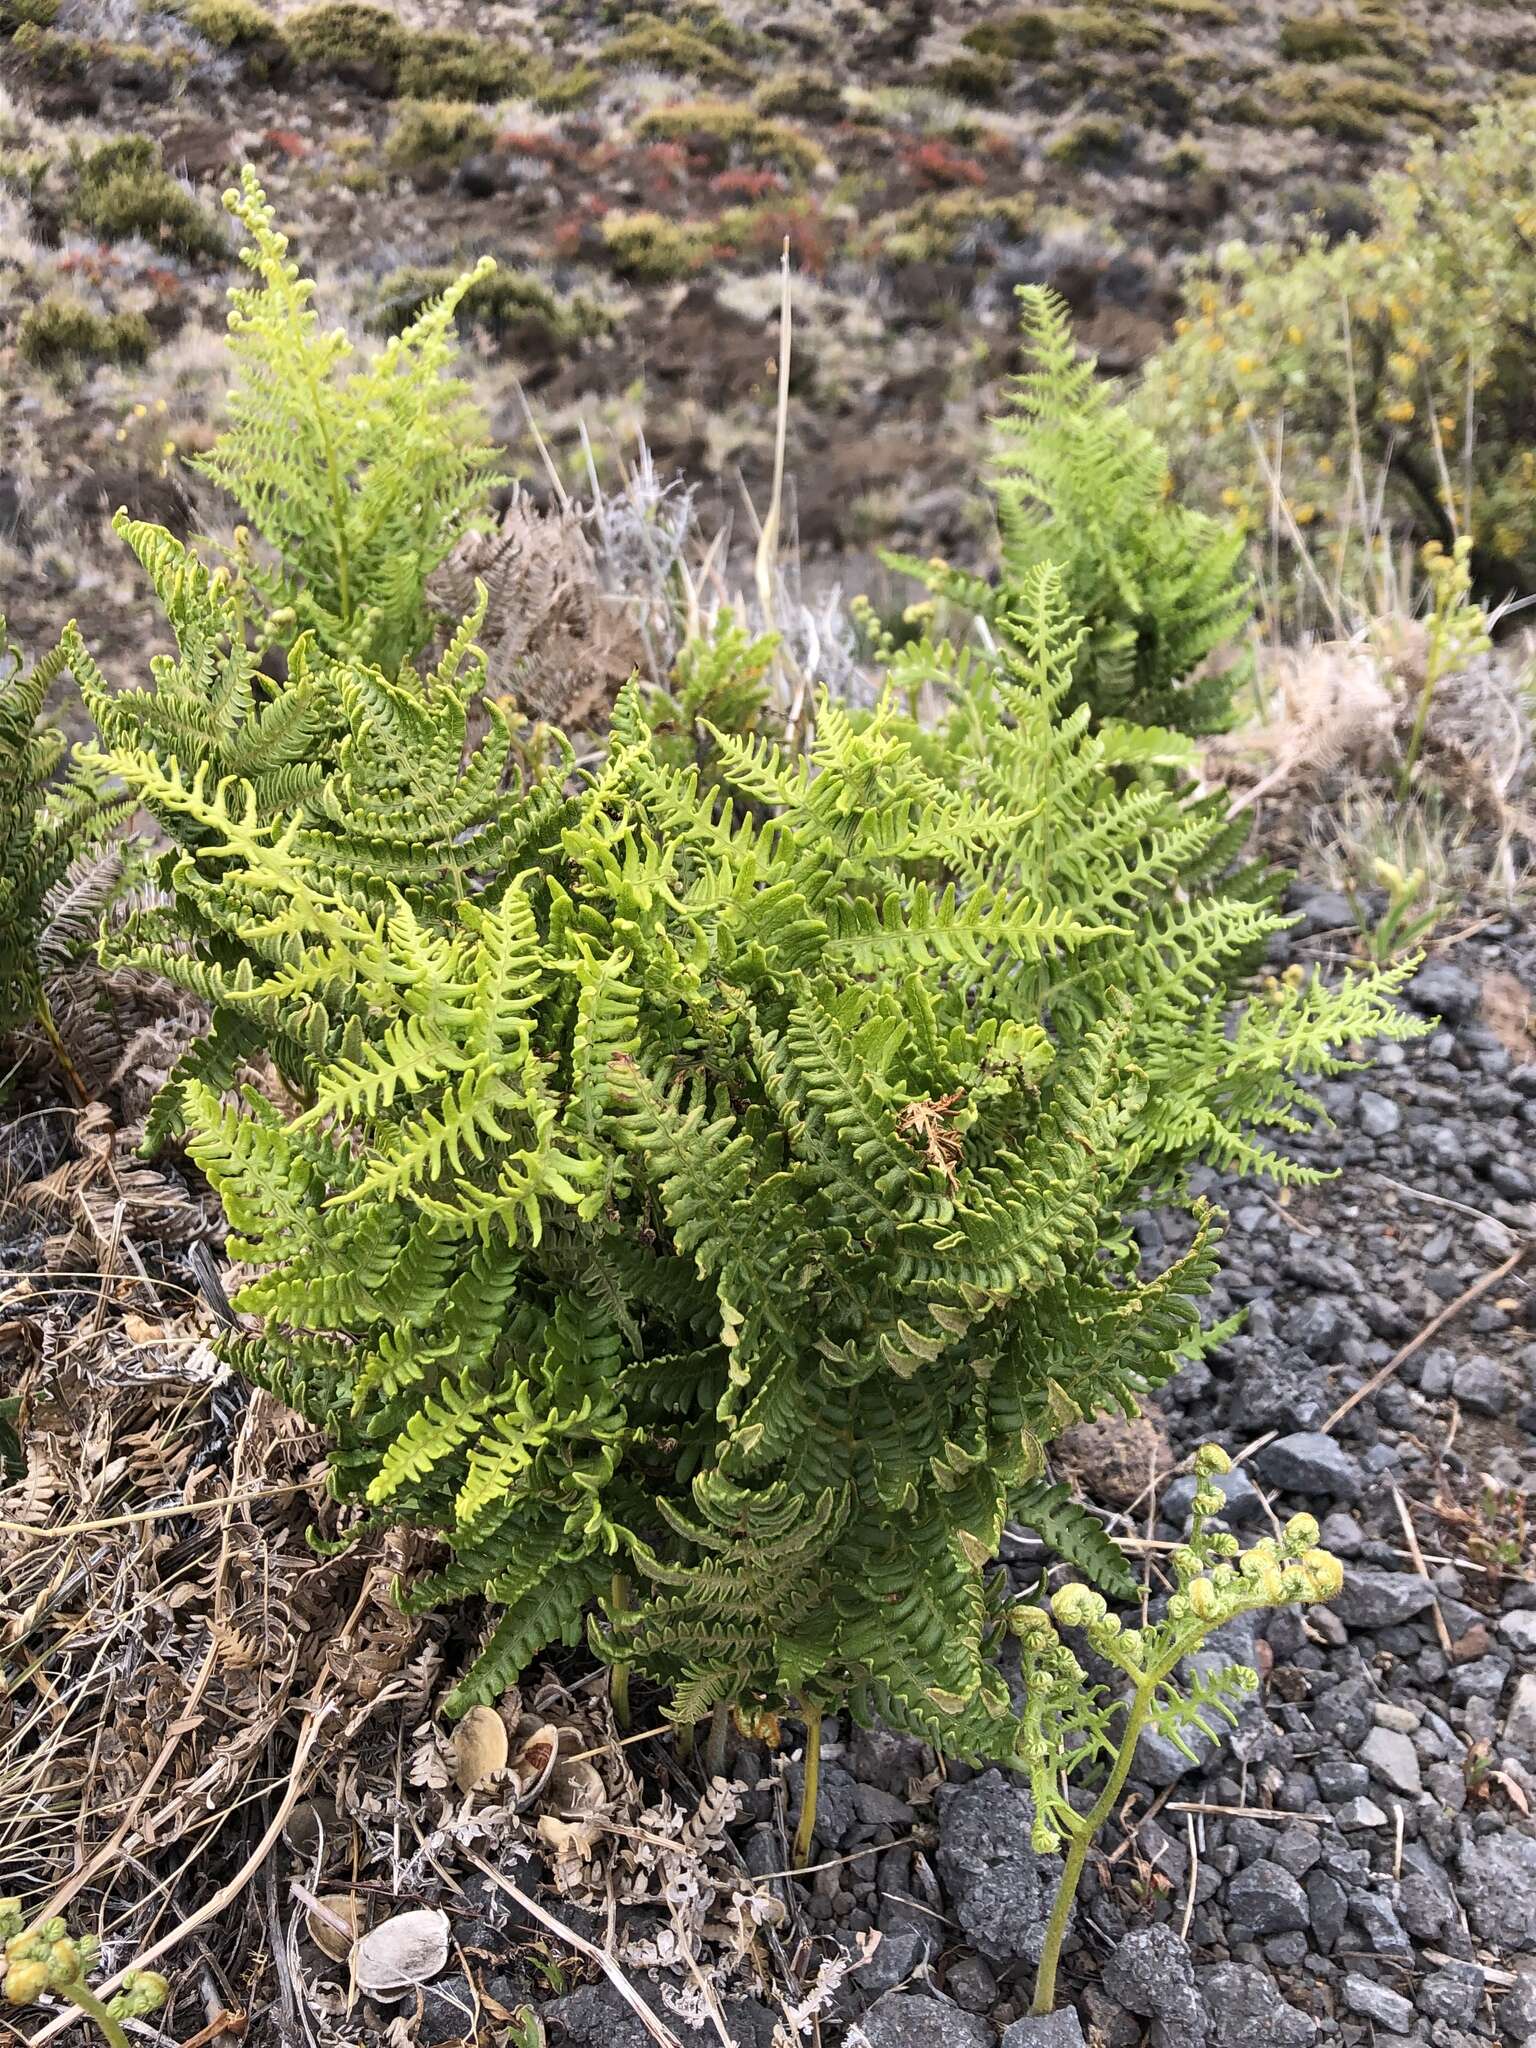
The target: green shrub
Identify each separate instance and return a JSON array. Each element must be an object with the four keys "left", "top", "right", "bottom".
[
  {"left": 192, "top": 169, "right": 504, "bottom": 681},
  {"left": 373, "top": 264, "right": 614, "bottom": 348},
  {"left": 923, "top": 50, "right": 1015, "bottom": 102},
  {"left": 71, "top": 135, "right": 227, "bottom": 258},
  {"left": 82, "top": 529, "right": 1417, "bottom": 1744},
  {"left": 16, "top": 292, "right": 154, "bottom": 370},
  {"left": 284, "top": 0, "right": 403, "bottom": 76},
  {"left": 10, "top": 22, "right": 92, "bottom": 77},
  {"left": 892, "top": 287, "right": 1252, "bottom": 736},
  {"left": 636, "top": 99, "right": 824, "bottom": 177},
  {"left": 1277, "top": 12, "right": 1370, "bottom": 61},
  {"left": 0, "top": 0, "right": 60, "bottom": 27},
  {"left": 963, "top": 11, "right": 1058, "bottom": 60},
  {"left": 1046, "top": 114, "right": 1134, "bottom": 167},
  {"left": 598, "top": 18, "right": 749, "bottom": 84},
  {"left": 178, "top": 0, "right": 280, "bottom": 49},
  {"left": 873, "top": 191, "right": 1034, "bottom": 266},
  {"left": 384, "top": 99, "right": 496, "bottom": 170},
  {"left": 599, "top": 207, "right": 707, "bottom": 279},
  {"left": 397, "top": 29, "right": 525, "bottom": 100},
  {"left": 1136, "top": 96, "right": 1536, "bottom": 604},
  {"left": 753, "top": 66, "right": 846, "bottom": 122}
]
